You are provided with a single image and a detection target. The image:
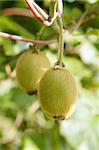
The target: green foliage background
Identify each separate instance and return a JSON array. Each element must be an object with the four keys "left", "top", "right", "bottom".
[{"left": 0, "top": 0, "right": 99, "bottom": 150}]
